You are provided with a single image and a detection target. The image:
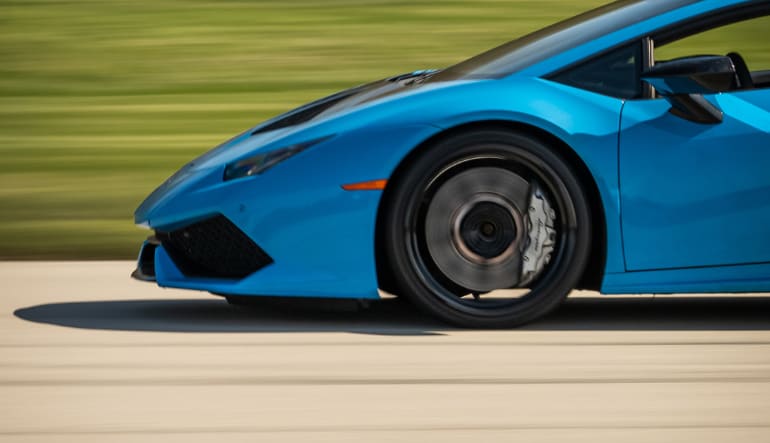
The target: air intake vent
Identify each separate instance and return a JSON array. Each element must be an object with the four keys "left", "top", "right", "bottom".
[
  {"left": 252, "top": 90, "right": 355, "bottom": 135},
  {"left": 156, "top": 215, "right": 272, "bottom": 279}
]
